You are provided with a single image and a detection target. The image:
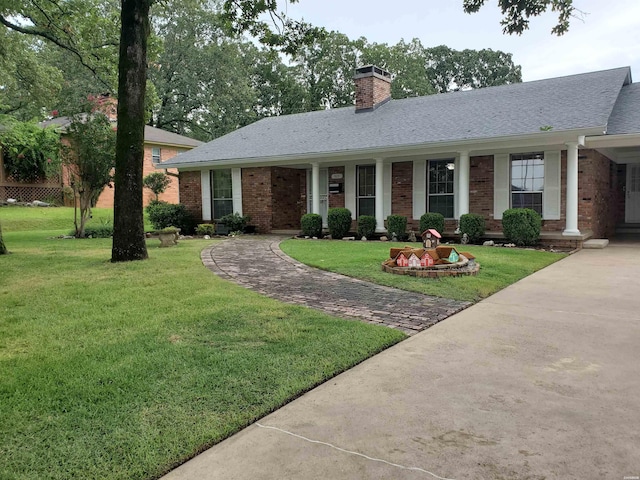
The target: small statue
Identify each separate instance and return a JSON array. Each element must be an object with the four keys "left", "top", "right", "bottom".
[
  {"left": 461, "top": 233, "right": 469, "bottom": 245},
  {"left": 408, "top": 230, "right": 417, "bottom": 243}
]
